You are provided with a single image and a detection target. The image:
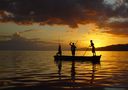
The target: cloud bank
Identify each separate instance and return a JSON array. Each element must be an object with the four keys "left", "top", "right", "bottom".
[{"left": 0, "top": 0, "right": 128, "bottom": 36}]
